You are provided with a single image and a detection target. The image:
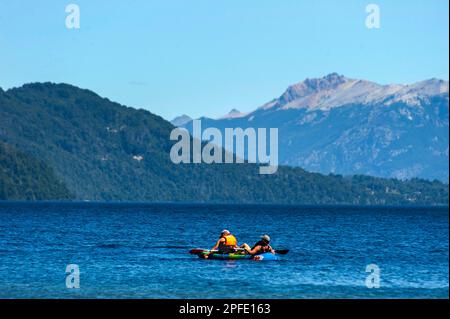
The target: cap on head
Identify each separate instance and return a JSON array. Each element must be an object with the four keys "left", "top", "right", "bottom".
[
  {"left": 261, "top": 234, "right": 271, "bottom": 242},
  {"left": 221, "top": 229, "right": 230, "bottom": 235}
]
